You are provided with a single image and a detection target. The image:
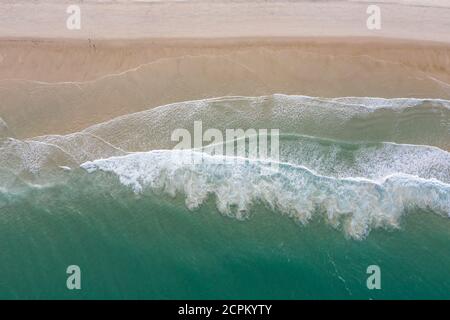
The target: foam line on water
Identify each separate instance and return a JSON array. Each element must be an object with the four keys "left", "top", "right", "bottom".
[{"left": 81, "top": 149, "right": 450, "bottom": 239}]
